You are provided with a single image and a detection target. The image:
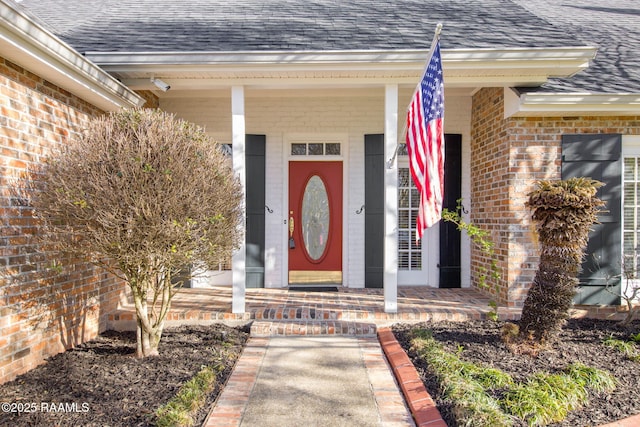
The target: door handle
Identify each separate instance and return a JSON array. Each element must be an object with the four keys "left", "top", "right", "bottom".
[
  {"left": 289, "top": 211, "right": 295, "bottom": 237},
  {"left": 289, "top": 211, "right": 295, "bottom": 249}
]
